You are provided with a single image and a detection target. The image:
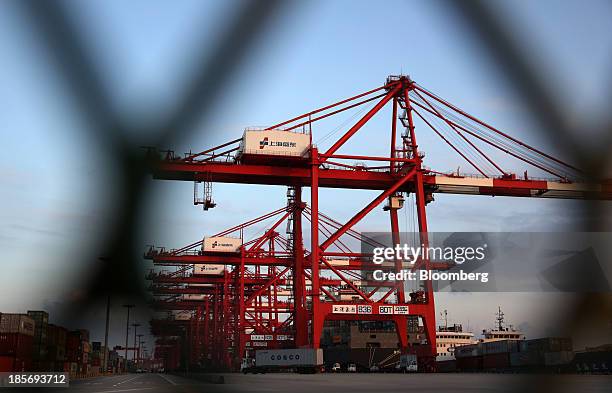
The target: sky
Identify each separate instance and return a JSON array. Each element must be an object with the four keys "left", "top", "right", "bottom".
[{"left": 1, "top": 0, "right": 611, "bottom": 351}]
